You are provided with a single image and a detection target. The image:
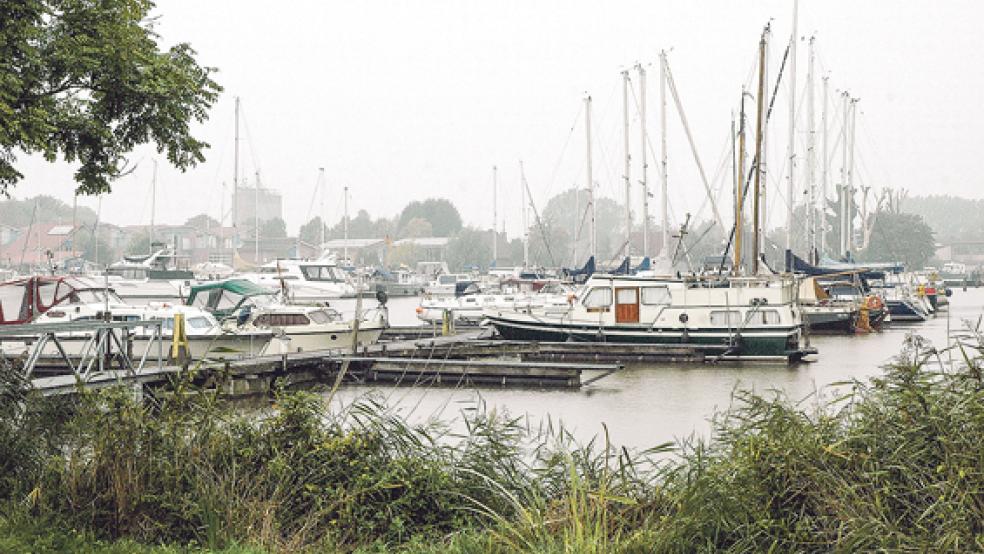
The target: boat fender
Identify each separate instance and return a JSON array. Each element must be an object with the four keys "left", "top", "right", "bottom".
[{"left": 679, "top": 313, "right": 689, "bottom": 323}]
